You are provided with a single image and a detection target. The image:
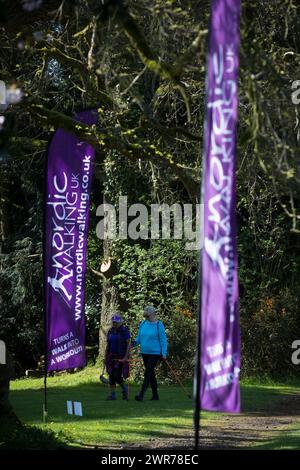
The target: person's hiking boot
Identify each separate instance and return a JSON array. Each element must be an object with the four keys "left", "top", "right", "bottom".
[
  {"left": 121, "top": 384, "right": 128, "bottom": 401},
  {"left": 134, "top": 394, "right": 143, "bottom": 402},
  {"left": 150, "top": 395, "right": 159, "bottom": 401},
  {"left": 106, "top": 392, "right": 116, "bottom": 400}
]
